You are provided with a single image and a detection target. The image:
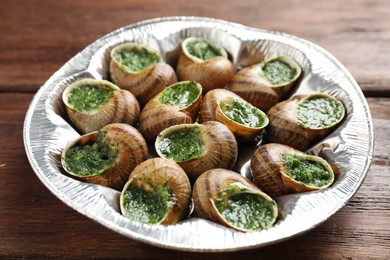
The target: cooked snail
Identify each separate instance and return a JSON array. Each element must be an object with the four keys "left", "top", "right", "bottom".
[
  {"left": 120, "top": 158, "right": 192, "bottom": 225},
  {"left": 61, "top": 123, "right": 148, "bottom": 190},
  {"left": 193, "top": 168, "right": 278, "bottom": 232},
  {"left": 109, "top": 42, "right": 177, "bottom": 106},
  {"left": 199, "top": 88, "right": 269, "bottom": 141},
  {"left": 176, "top": 37, "right": 234, "bottom": 93},
  {"left": 251, "top": 143, "right": 335, "bottom": 197},
  {"left": 227, "top": 56, "right": 301, "bottom": 111},
  {"left": 266, "top": 93, "right": 345, "bottom": 150},
  {"left": 139, "top": 81, "right": 202, "bottom": 141},
  {"left": 155, "top": 121, "right": 238, "bottom": 182},
  {"left": 62, "top": 78, "right": 140, "bottom": 134}
]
